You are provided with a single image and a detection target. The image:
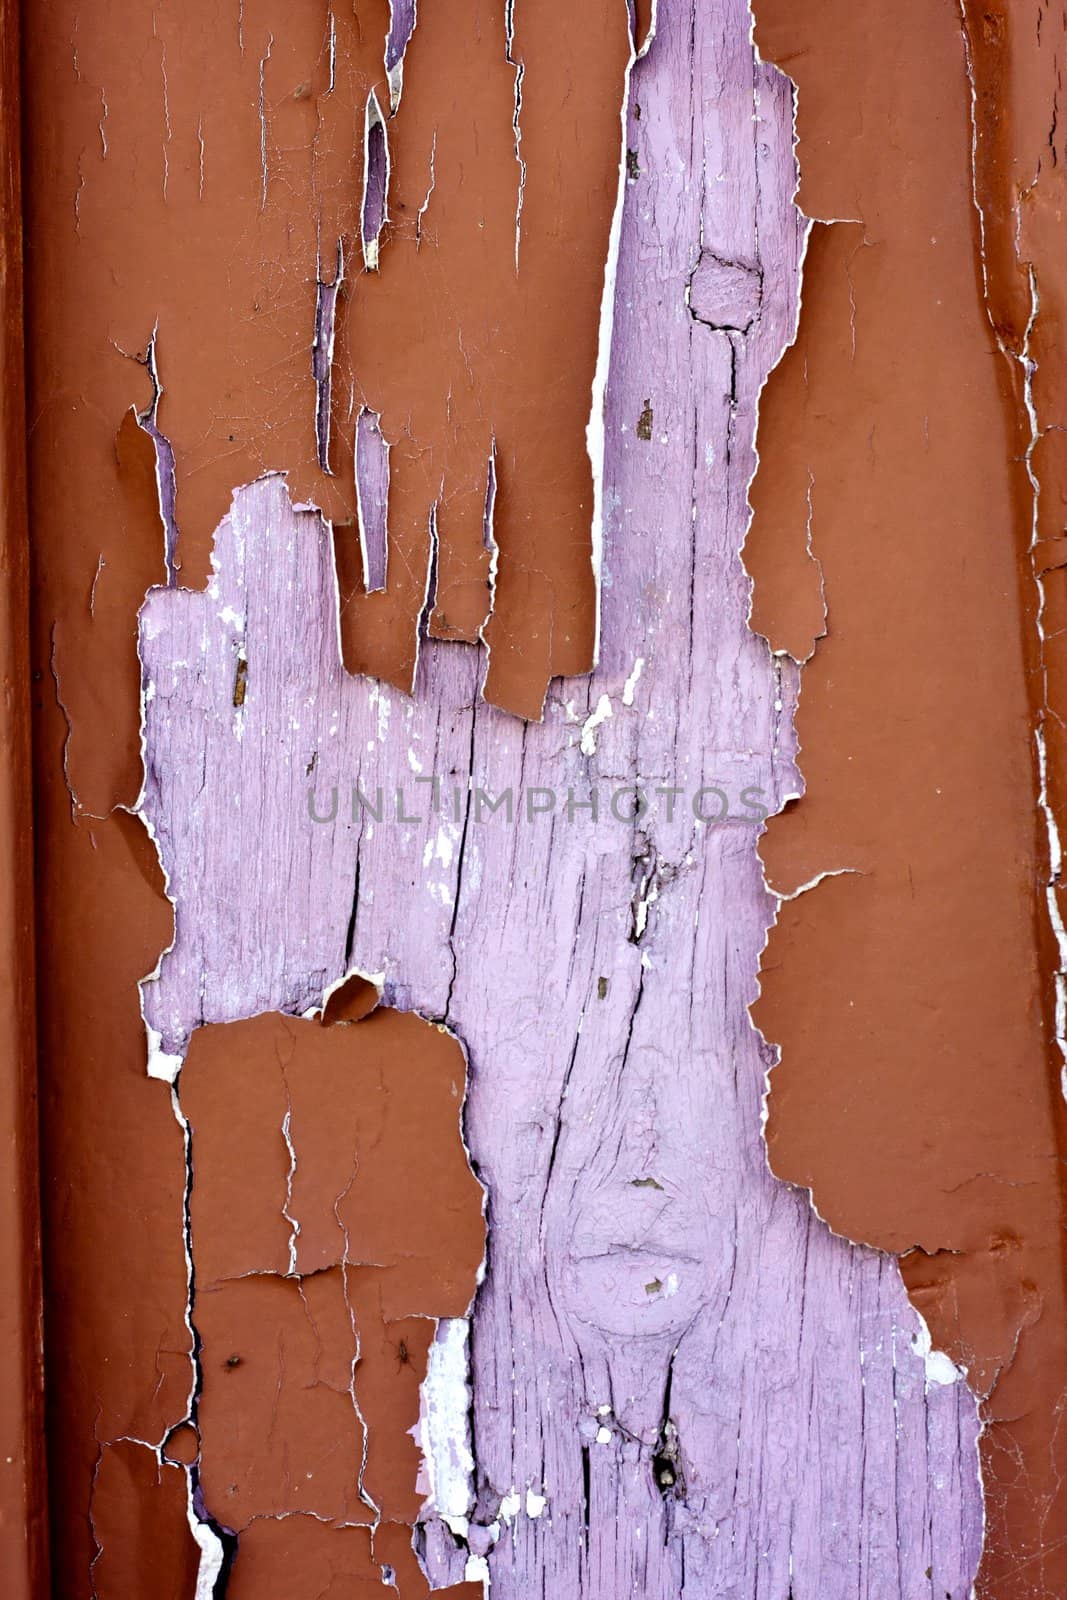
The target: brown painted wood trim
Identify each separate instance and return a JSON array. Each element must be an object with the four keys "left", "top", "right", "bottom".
[{"left": 0, "top": 0, "right": 48, "bottom": 1589}]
